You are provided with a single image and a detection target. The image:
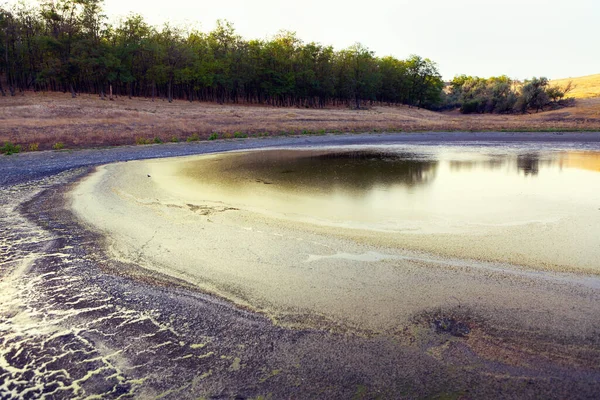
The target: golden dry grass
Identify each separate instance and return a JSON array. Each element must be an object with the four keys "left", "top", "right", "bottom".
[
  {"left": 1, "top": 91, "right": 599, "bottom": 150},
  {"left": 551, "top": 74, "right": 600, "bottom": 99}
]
